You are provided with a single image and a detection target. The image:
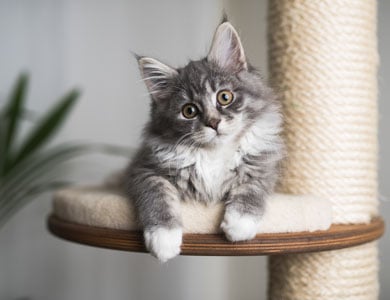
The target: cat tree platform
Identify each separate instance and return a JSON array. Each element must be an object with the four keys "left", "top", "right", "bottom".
[
  {"left": 47, "top": 186, "right": 384, "bottom": 256},
  {"left": 48, "top": 215, "right": 384, "bottom": 256}
]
